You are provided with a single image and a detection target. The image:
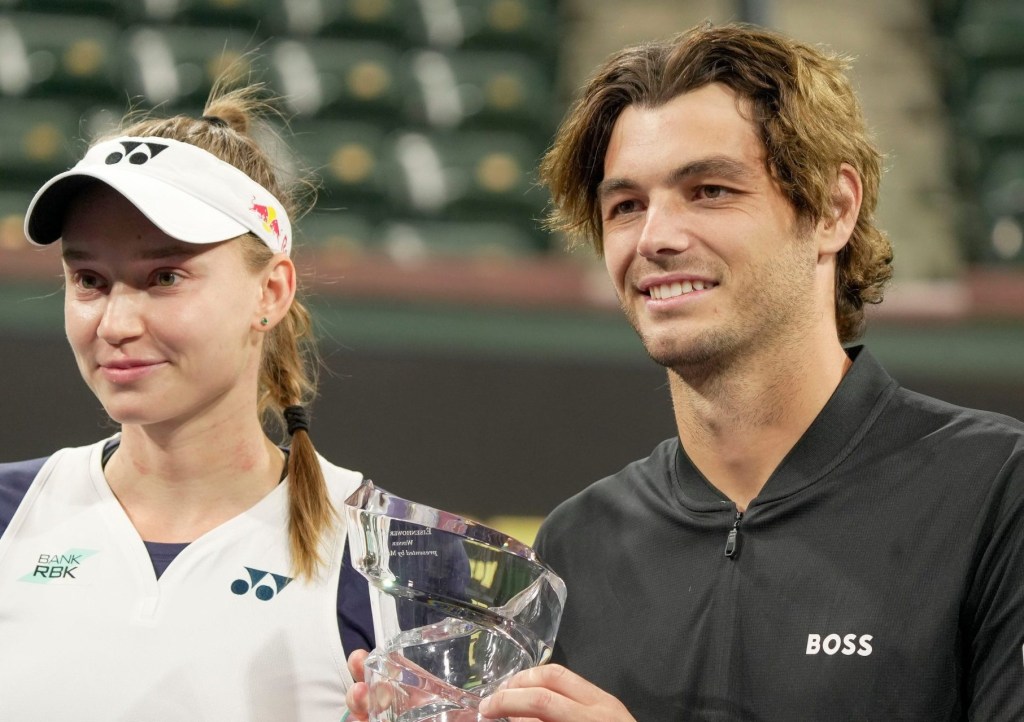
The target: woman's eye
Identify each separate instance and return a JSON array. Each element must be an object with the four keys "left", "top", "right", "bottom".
[
  {"left": 75, "top": 272, "right": 103, "bottom": 290},
  {"left": 154, "top": 271, "right": 179, "bottom": 287}
]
